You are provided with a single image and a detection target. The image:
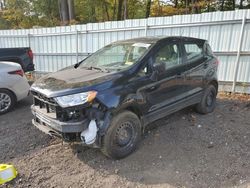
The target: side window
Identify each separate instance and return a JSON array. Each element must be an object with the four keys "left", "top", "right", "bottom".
[
  {"left": 137, "top": 64, "right": 149, "bottom": 77},
  {"left": 205, "top": 43, "right": 214, "bottom": 57},
  {"left": 184, "top": 43, "right": 203, "bottom": 62},
  {"left": 154, "top": 43, "right": 181, "bottom": 69}
]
